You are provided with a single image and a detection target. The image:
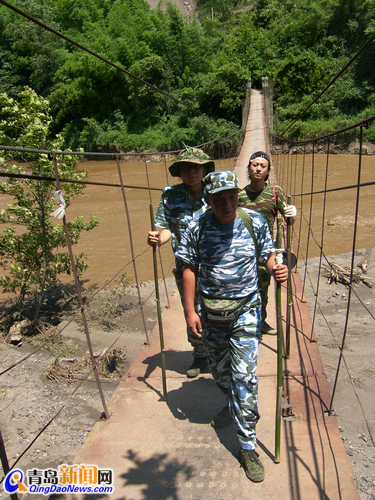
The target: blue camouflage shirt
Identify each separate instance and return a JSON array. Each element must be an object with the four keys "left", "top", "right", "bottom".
[
  {"left": 154, "top": 182, "right": 208, "bottom": 253},
  {"left": 175, "top": 208, "right": 275, "bottom": 298}
]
